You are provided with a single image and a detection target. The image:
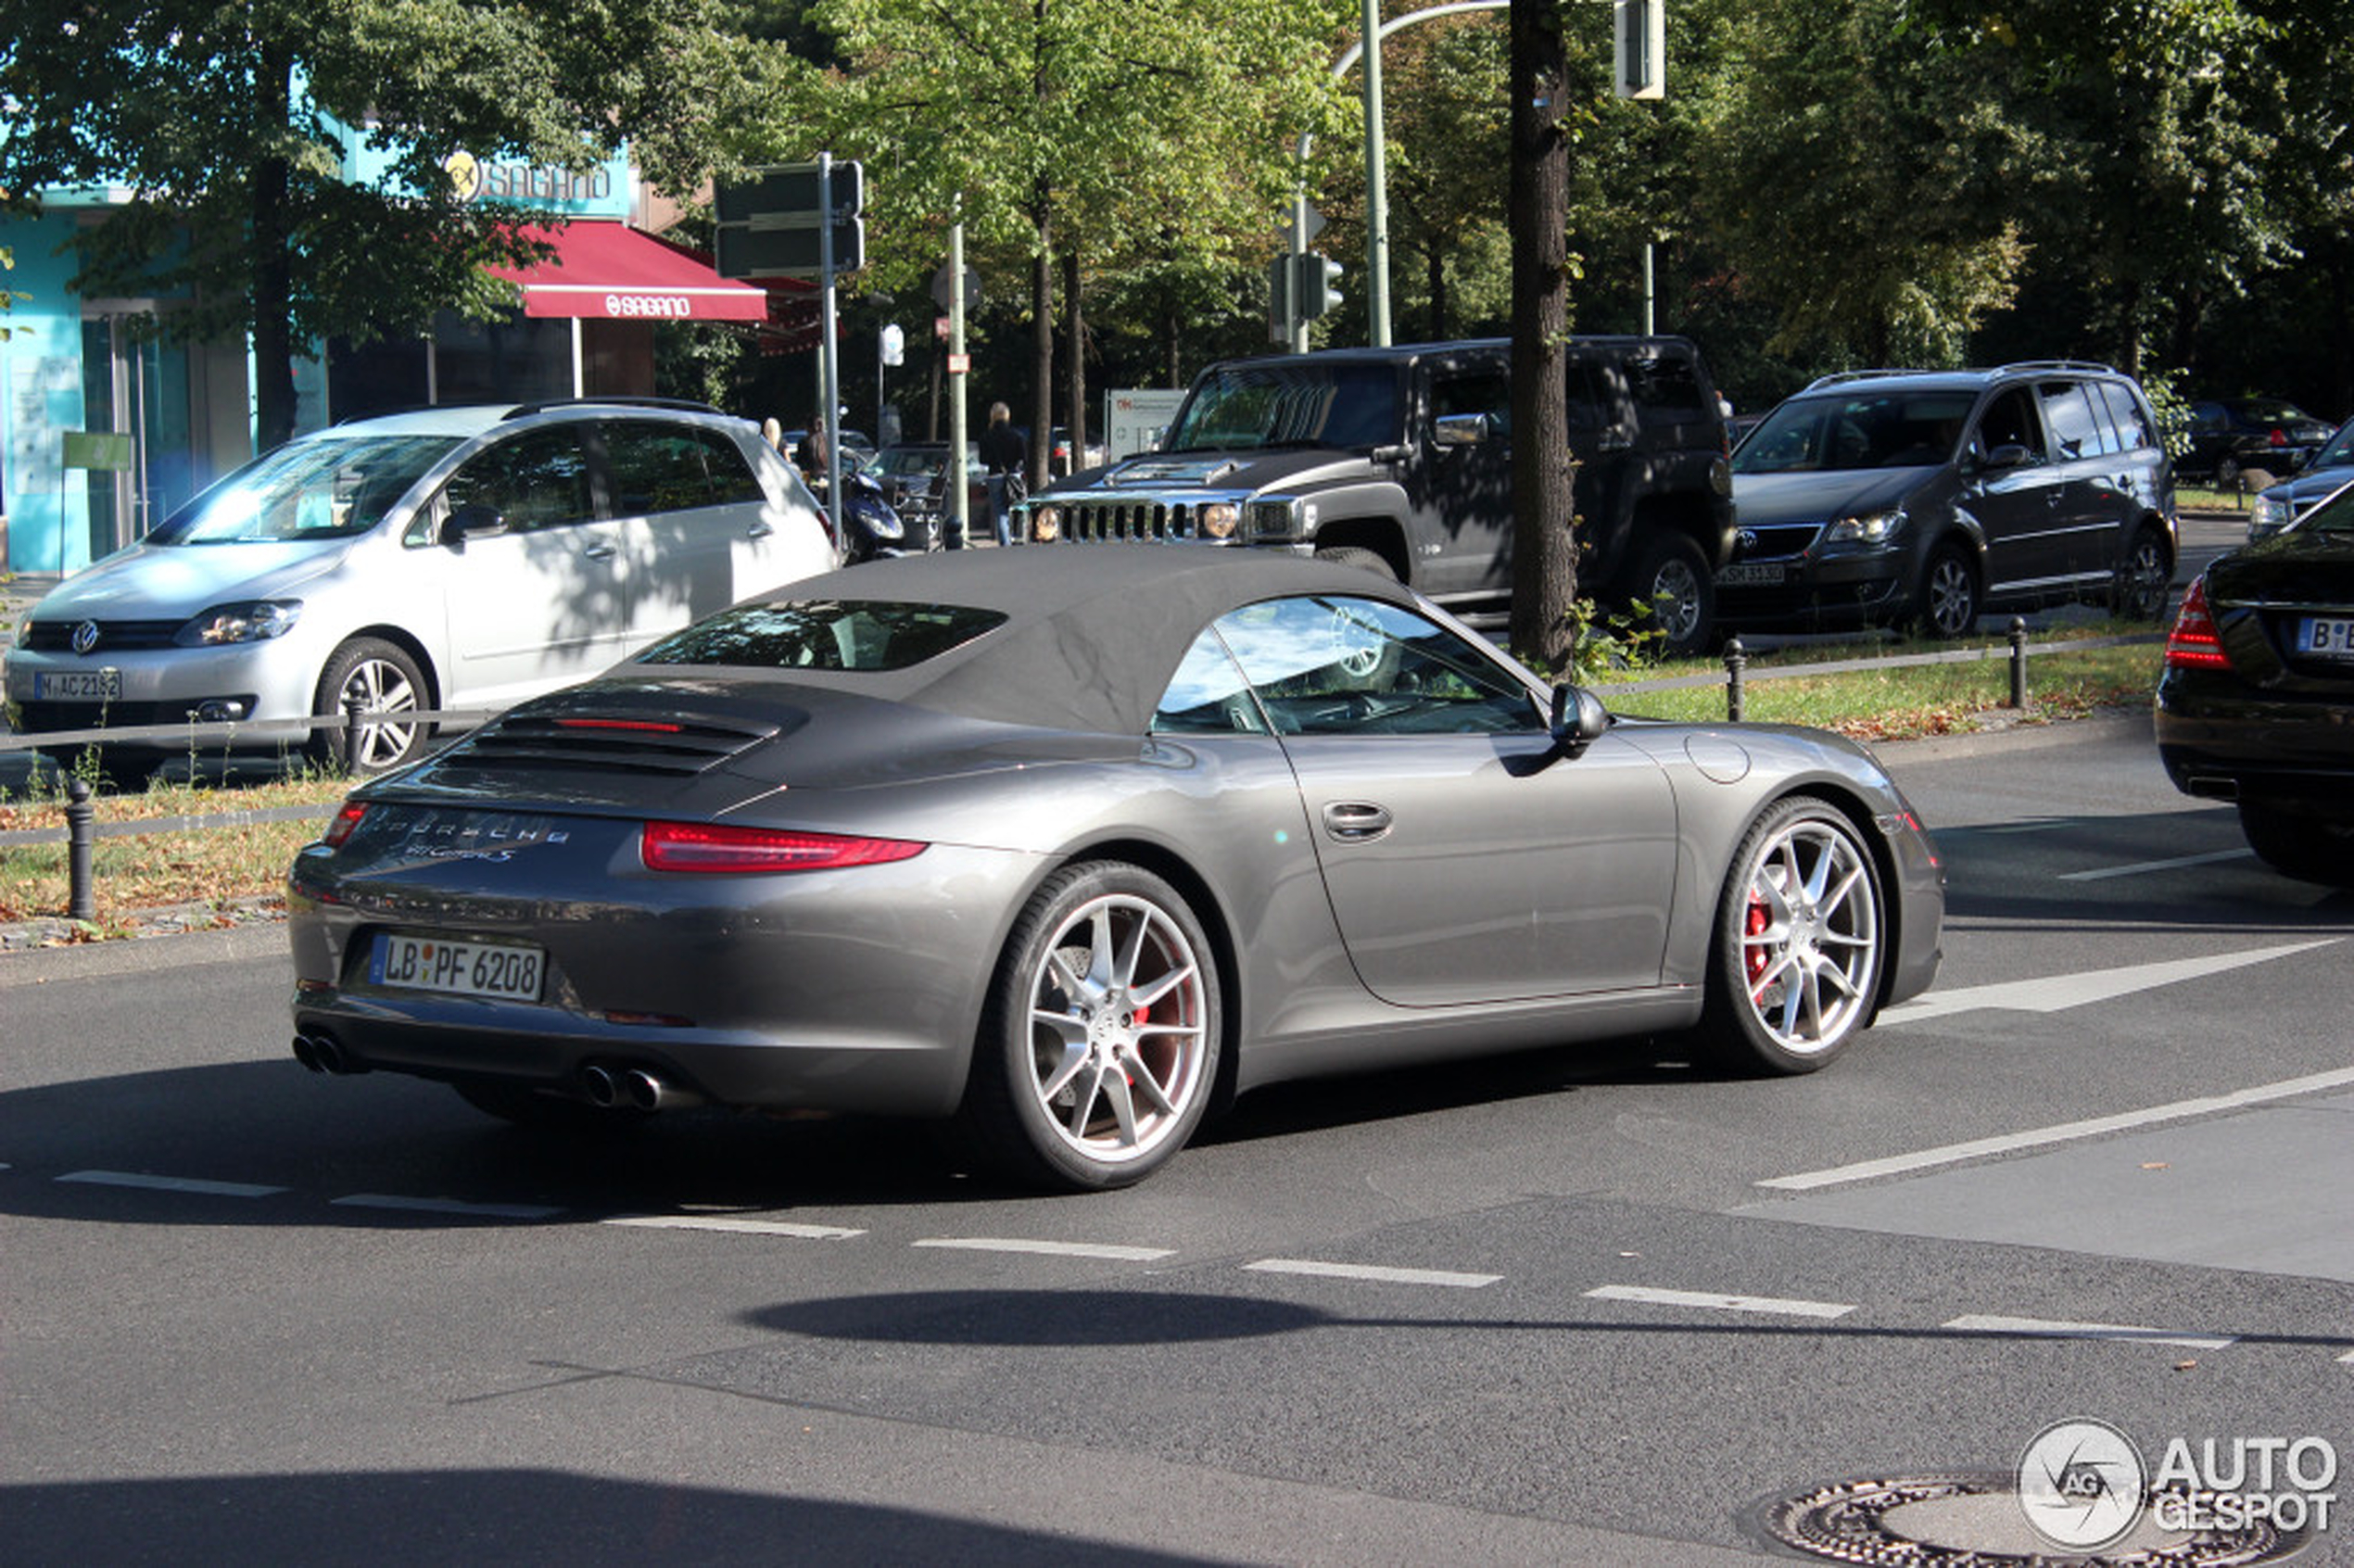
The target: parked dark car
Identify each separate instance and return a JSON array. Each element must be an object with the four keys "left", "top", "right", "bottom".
[
  {"left": 865, "top": 441, "right": 978, "bottom": 550},
  {"left": 2181, "top": 397, "right": 2334, "bottom": 487},
  {"left": 2248, "top": 415, "right": 2354, "bottom": 540},
  {"left": 286, "top": 549, "right": 1943, "bottom": 1191},
  {"left": 1722, "top": 362, "right": 2177, "bottom": 638},
  {"left": 1018, "top": 338, "right": 1737, "bottom": 655},
  {"left": 2156, "top": 477, "right": 2354, "bottom": 885}
]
